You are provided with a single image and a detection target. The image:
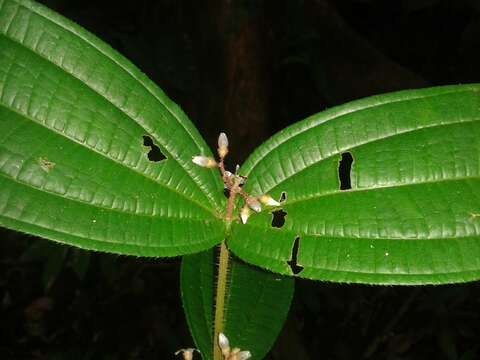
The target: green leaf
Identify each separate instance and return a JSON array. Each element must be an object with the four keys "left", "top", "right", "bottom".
[
  {"left": 181, "top": 248, "right": 294, "bottom": 360},
  {"left": 229, "top": 84, "right": 480, "bottom": 285},
  {"left": 0, "top": 0, "right": 225, "bottom": 256}
]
